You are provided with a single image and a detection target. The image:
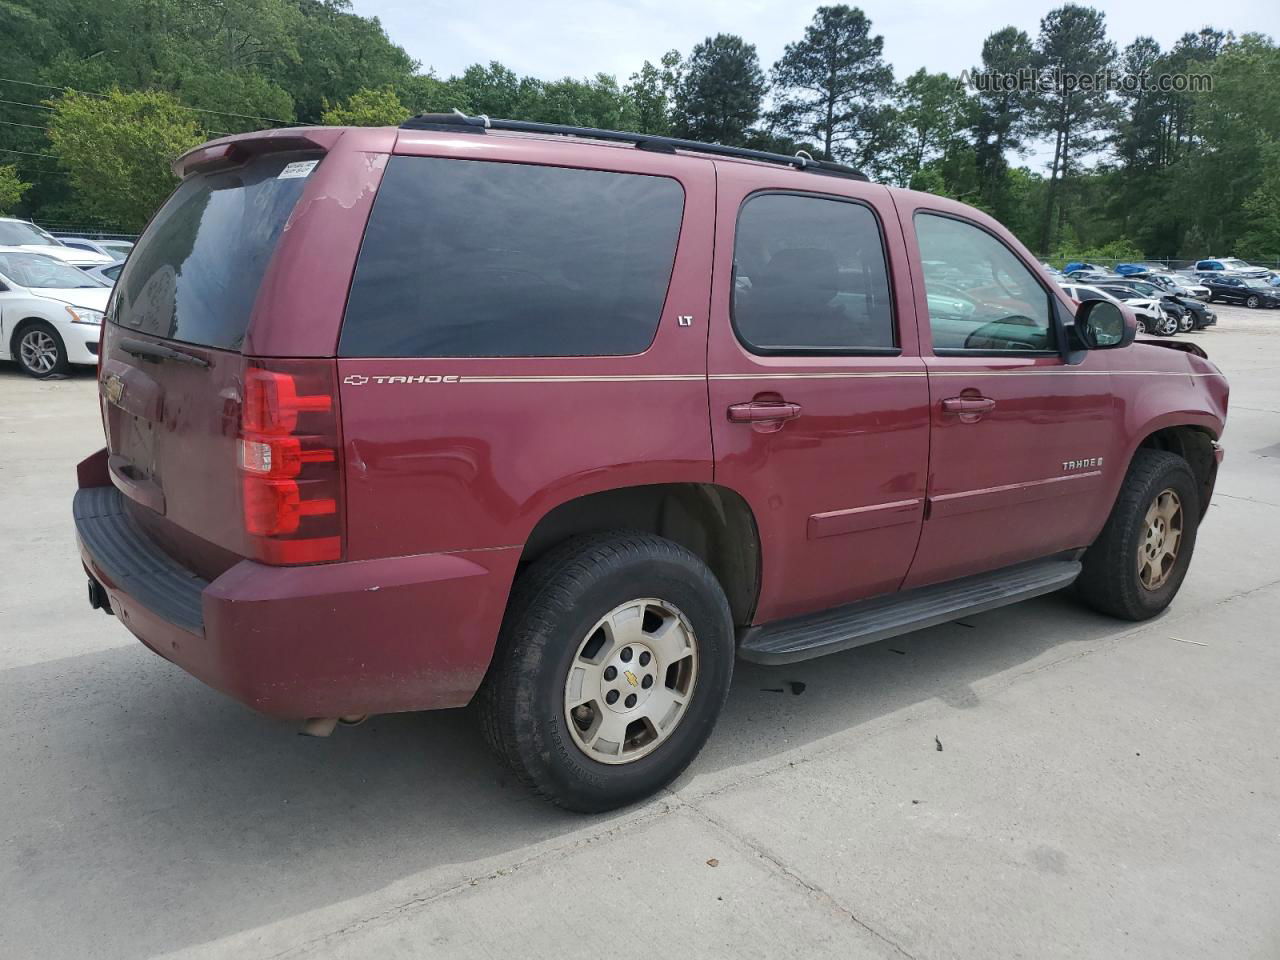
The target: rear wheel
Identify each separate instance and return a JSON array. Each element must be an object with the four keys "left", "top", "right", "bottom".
[
  {"left": 15, "top": 321, "right": 69, "bottom": 379},
  {"left": 1076, "top": 450, "right": 1200, "bottom": 620},
  {"left": 477, "top": 532, "right": 734, "bottom": 812},
  {"left": 1134, "top": 317, "right": 1147, "bottom": 335}
]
